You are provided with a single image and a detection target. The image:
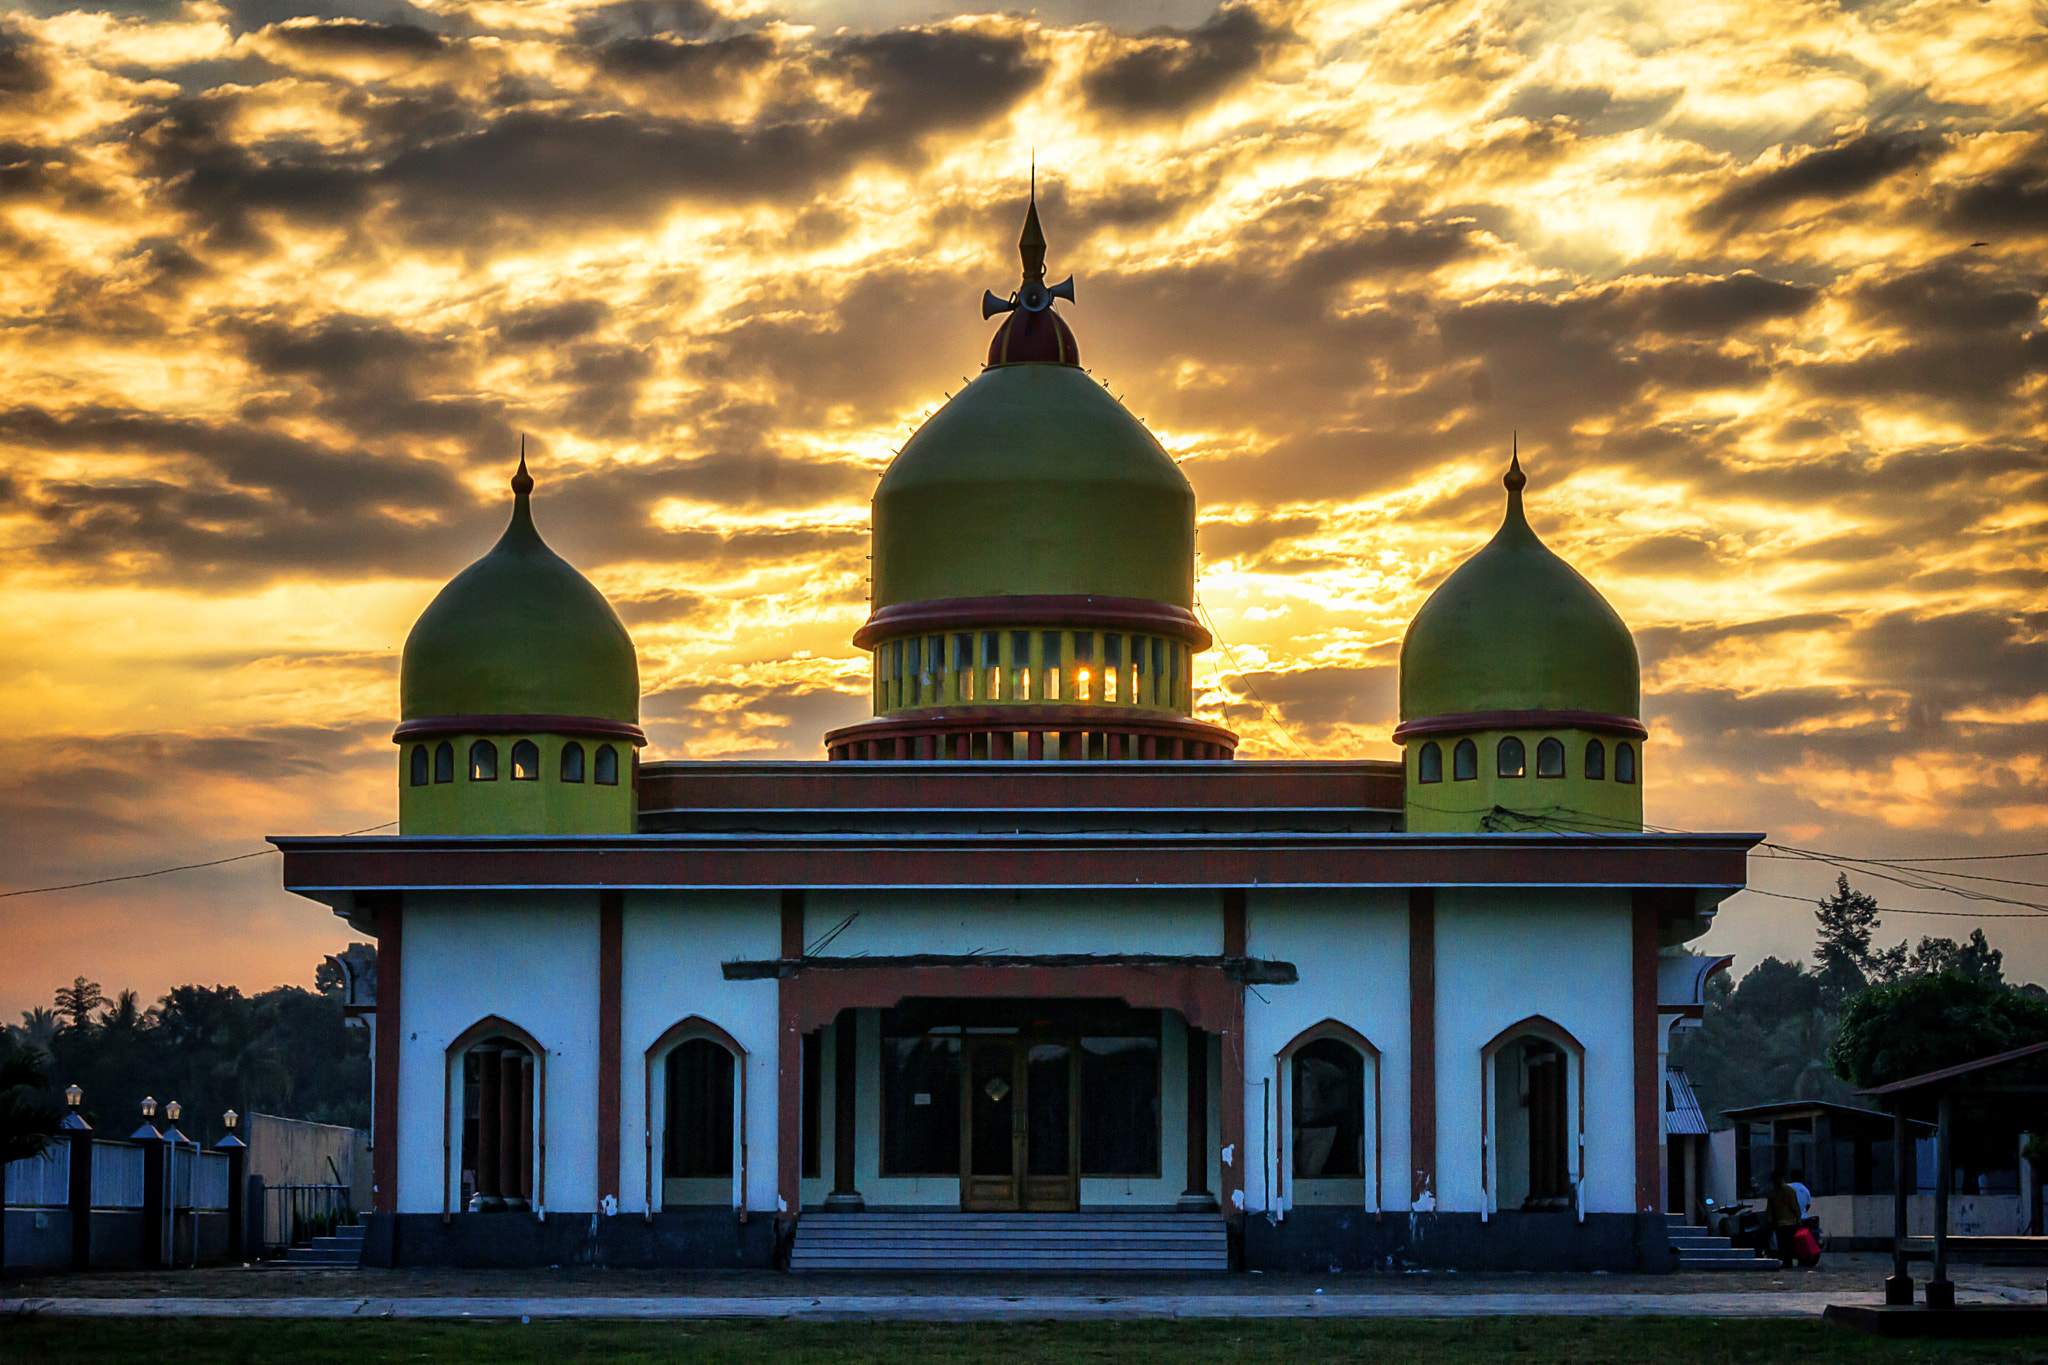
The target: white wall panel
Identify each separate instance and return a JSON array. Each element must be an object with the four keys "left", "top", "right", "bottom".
[
  {"left": 621, "top": 891, "right": 781, "bottom": 1215},
  {"left": 1241, "top": 889, "right": 1410, "bottom": 1217},
  {"left": 1434, "top": 890, "right": 1635, "bottom": 1215},
  {"left": 396, "top": 892, "right": 600, "bottom": 1215}
]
